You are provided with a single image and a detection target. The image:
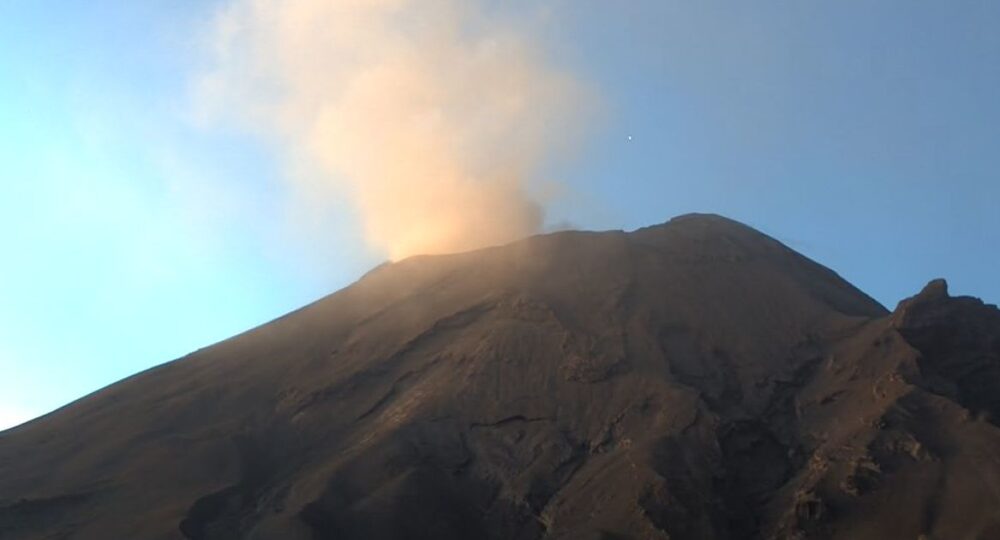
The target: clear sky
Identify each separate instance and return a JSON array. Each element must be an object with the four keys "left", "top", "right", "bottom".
[{"left": 1, "top": 1, "right": 998, "bottom": 429}]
